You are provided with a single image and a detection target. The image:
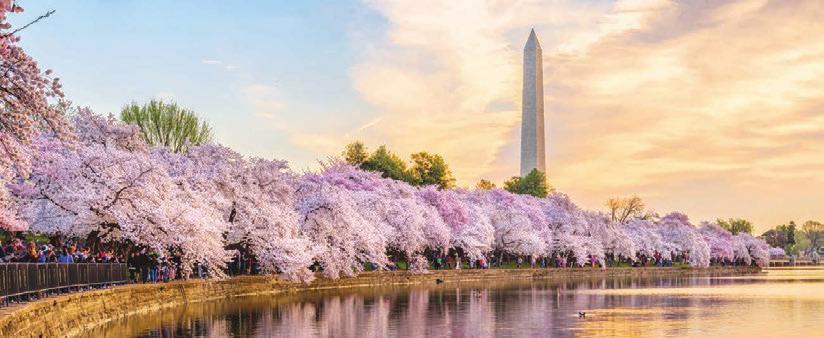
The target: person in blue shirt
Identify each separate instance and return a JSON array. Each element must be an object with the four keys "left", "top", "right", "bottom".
[
  {"left": 38, "top": 246, "right": 48, "bottom": 263},
  {"left": 57, "top": 248, "right": 74, "bottom": 263}
]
